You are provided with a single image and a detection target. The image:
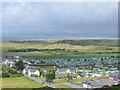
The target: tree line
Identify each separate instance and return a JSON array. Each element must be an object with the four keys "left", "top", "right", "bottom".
[{"left": 8, "top": 48, "right": 66, "bottom": 52}]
